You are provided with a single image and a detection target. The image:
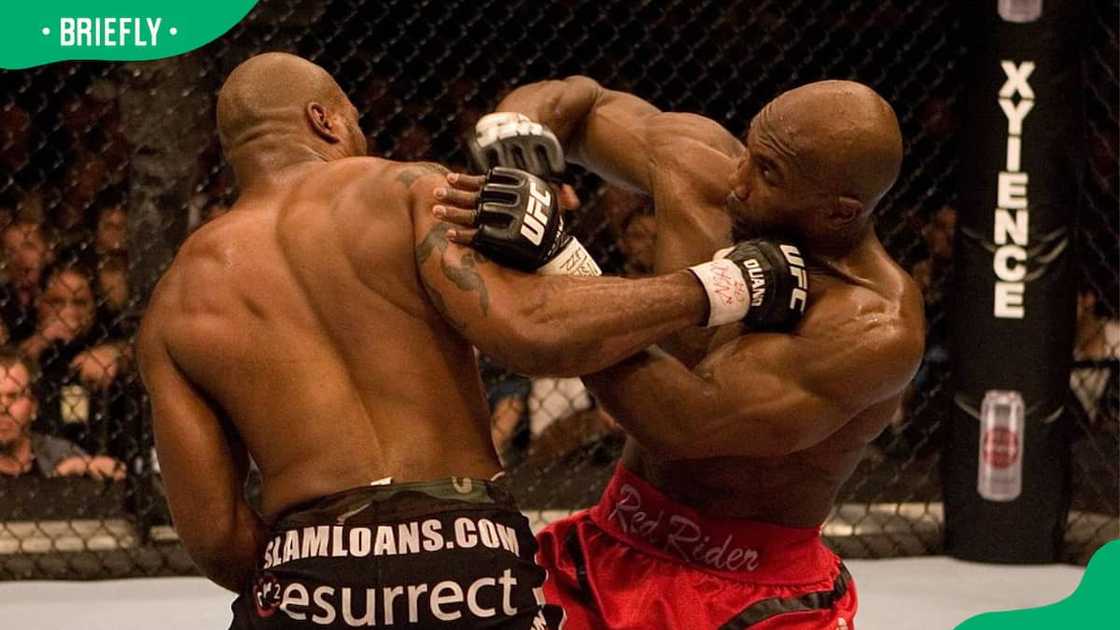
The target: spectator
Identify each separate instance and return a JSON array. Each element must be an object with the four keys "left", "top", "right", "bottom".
[
  {"left": 600, "top": 185, "right": 652, "bottom": 239},
  {"left": 93, "top": 200, "right": 127, "bottom": 257},
  {"left": 15, "top": 189, "right": 47, "bottom": 223},
  {"left": 576, "top": 184, "right": 653, "bottom": 275},
  {"left": 478, "top": 353, "right": 531, "bottom": 466},
  {"left": 526, "top": 406, "right": 621, "bottom": 464},
  {"left": 880, "top": 205, "right": 957, "bottom": 459},
  {"left": 59, "top": 83, "right": 129, "bottom": 169},
  {"left": 51, "top": 153, "right": 110, "bottom": 249},
  {"left": 21, "top": 260, "right": 128, "bottom": 387},
  {"left": 0, "top": 103, "right": 32, "bottom": 173},
  {"left": 617, "top": 207, "right": 657, "bottom": 277},
  {"left": 911, "top": 204, "right": 956, "bottom": 302},
  {"left": 918, "top": 95, "right": 959, "bottom": 140},
  {"left": 18, "top": 261, "right": 131, "bottom": 460},
  {"left": 1072, "top": 287, "right": 1120, "bottom": 427},
  {"left": 95, "top": 253, "right": 135, "bottom": 338},
  {"left": 490, "top": 381, "right": 530, "bottom": 466},
  {"left": 0, "top": 347, "right": 123, "bottom": 479},
  {"left": 0, "top": 220, "right": 54, "bottom": 342},
  {"left": 90, "top": 200, "right": 137, "bottom": 338}
]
